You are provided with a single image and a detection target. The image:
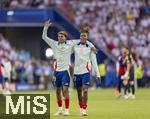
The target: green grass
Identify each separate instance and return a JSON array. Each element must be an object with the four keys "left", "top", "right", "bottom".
[
  {"left": 50, "top": 88, "right": 150, "bottom": 119},
  {"left": 0, "top": 88, "right": 150, "bottom": 119}
]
